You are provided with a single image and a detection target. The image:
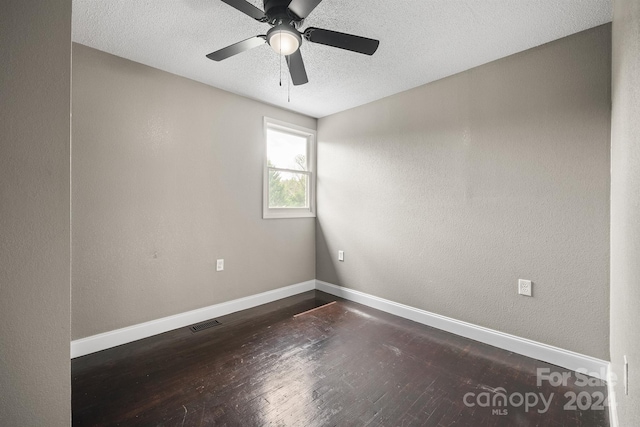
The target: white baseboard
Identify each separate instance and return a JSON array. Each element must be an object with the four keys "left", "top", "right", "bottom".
[
  {"left": 608, "top": 364, "right": 619, "bottom": 427},
  {"left": 71, "top": 280, "right": 316, "bottom": 358},
  {"left": 72, "top": 278, "right": 610, "bottom": 383},
  {"left": 316, "top": 280, "right": 609, "bottom": 380}
]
